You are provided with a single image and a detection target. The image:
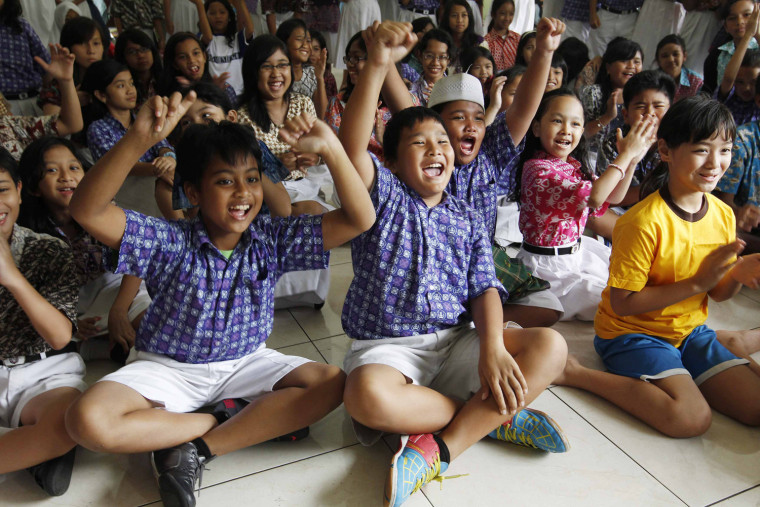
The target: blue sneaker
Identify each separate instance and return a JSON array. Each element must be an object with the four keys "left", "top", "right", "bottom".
[
  {"left": 384, "top": 434, "right": 448, "bottom": 507},
  {"left": 488, "top": 408, "right": 569, "bottom": 453}
]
